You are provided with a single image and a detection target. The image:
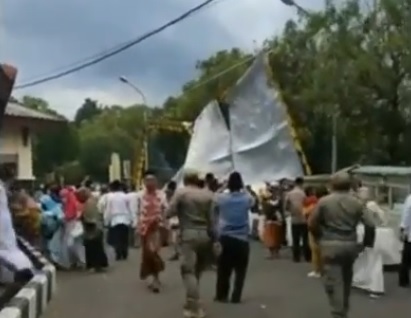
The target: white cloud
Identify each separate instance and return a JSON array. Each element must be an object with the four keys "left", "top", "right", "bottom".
[{"left": 2, "top": 0, "right": 325, "bottom": 119}]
